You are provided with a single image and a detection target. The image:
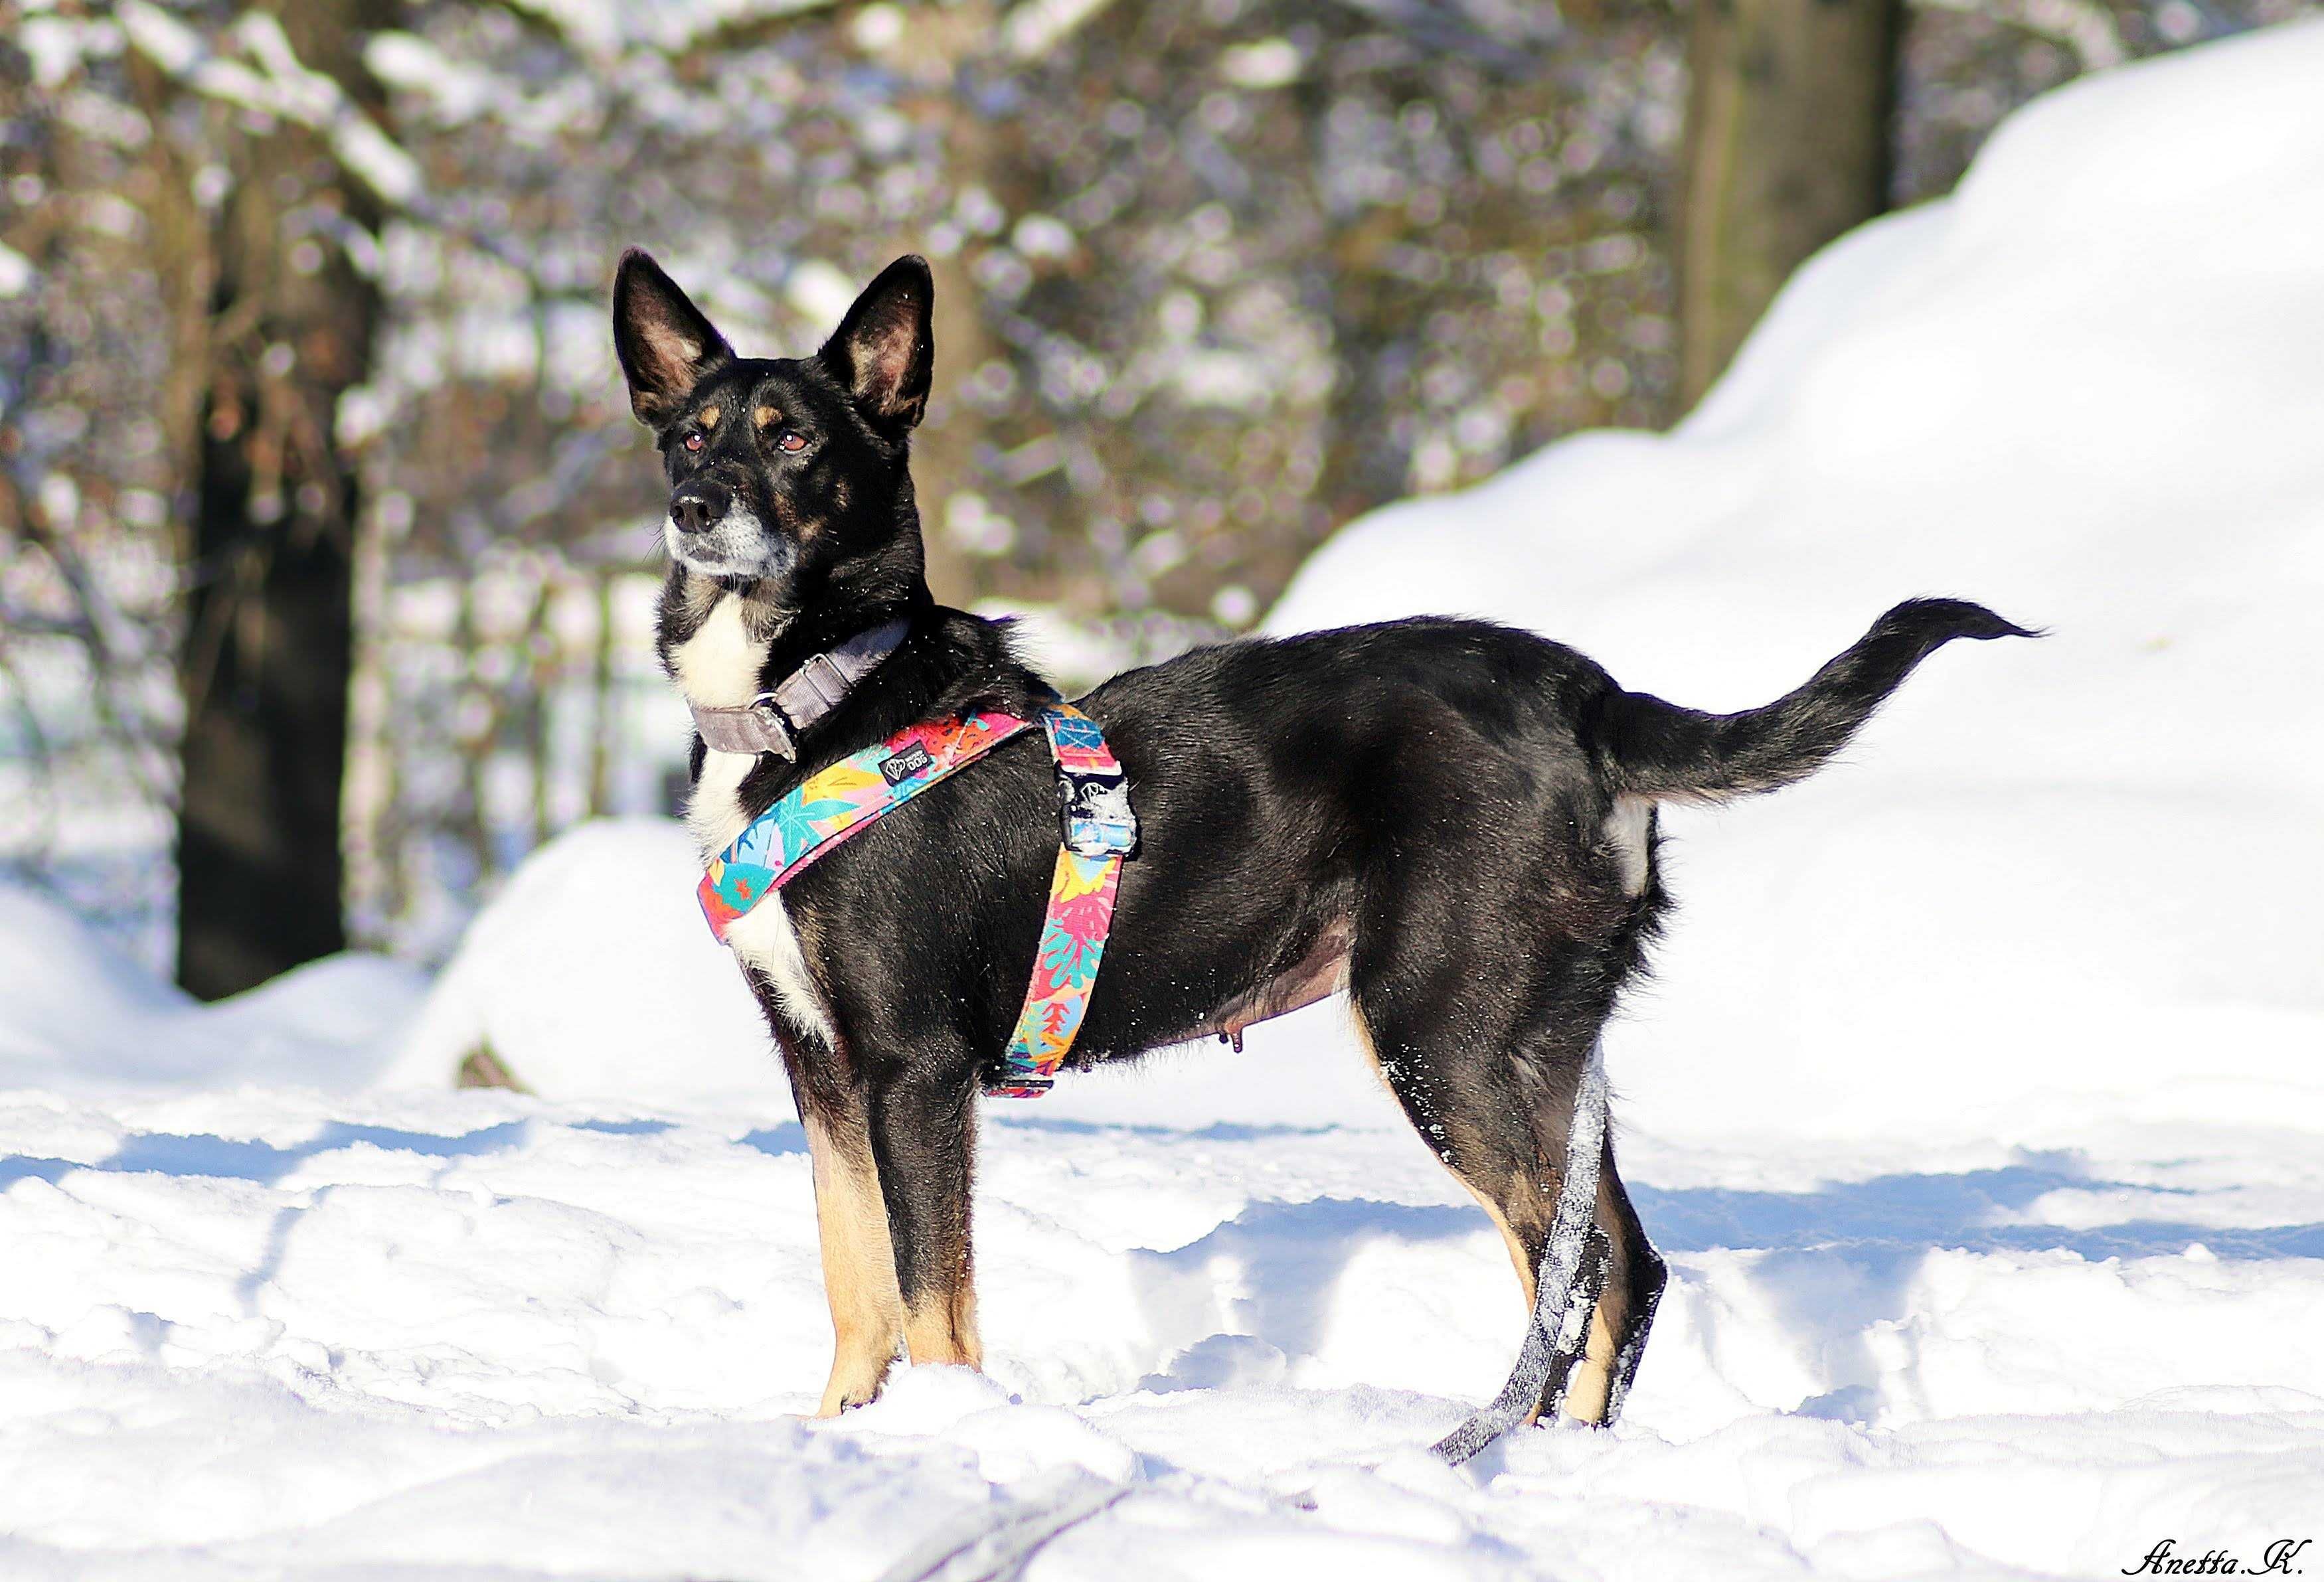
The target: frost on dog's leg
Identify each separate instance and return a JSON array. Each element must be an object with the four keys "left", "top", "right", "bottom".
[
  {"left": 1560, "top": 1296, "right": 1621, "bottom": 1424},
  {"left": 871, "top": 1069, "right": 984, "bottom": 1371},
  {"left": 1566, "top": 1137, "right": 1666, "bottom": 1426},
  {"left": 1602, "top": 1235, "right": 1667, "bottom": 1423},
  {"left": 803, "top": 1109, "right": 905, "bottom": 1415},
  {"left": 1523, "top": 1044, "right": 1610, "bottom": 1425}
]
